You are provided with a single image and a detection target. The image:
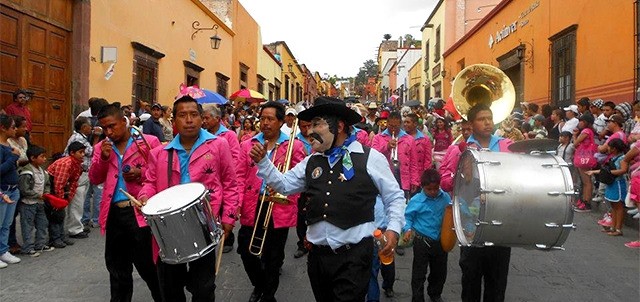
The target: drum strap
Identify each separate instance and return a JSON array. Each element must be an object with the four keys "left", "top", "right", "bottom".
[{"left": 167, "top": 149, "right": 174, "bottom": 187}]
